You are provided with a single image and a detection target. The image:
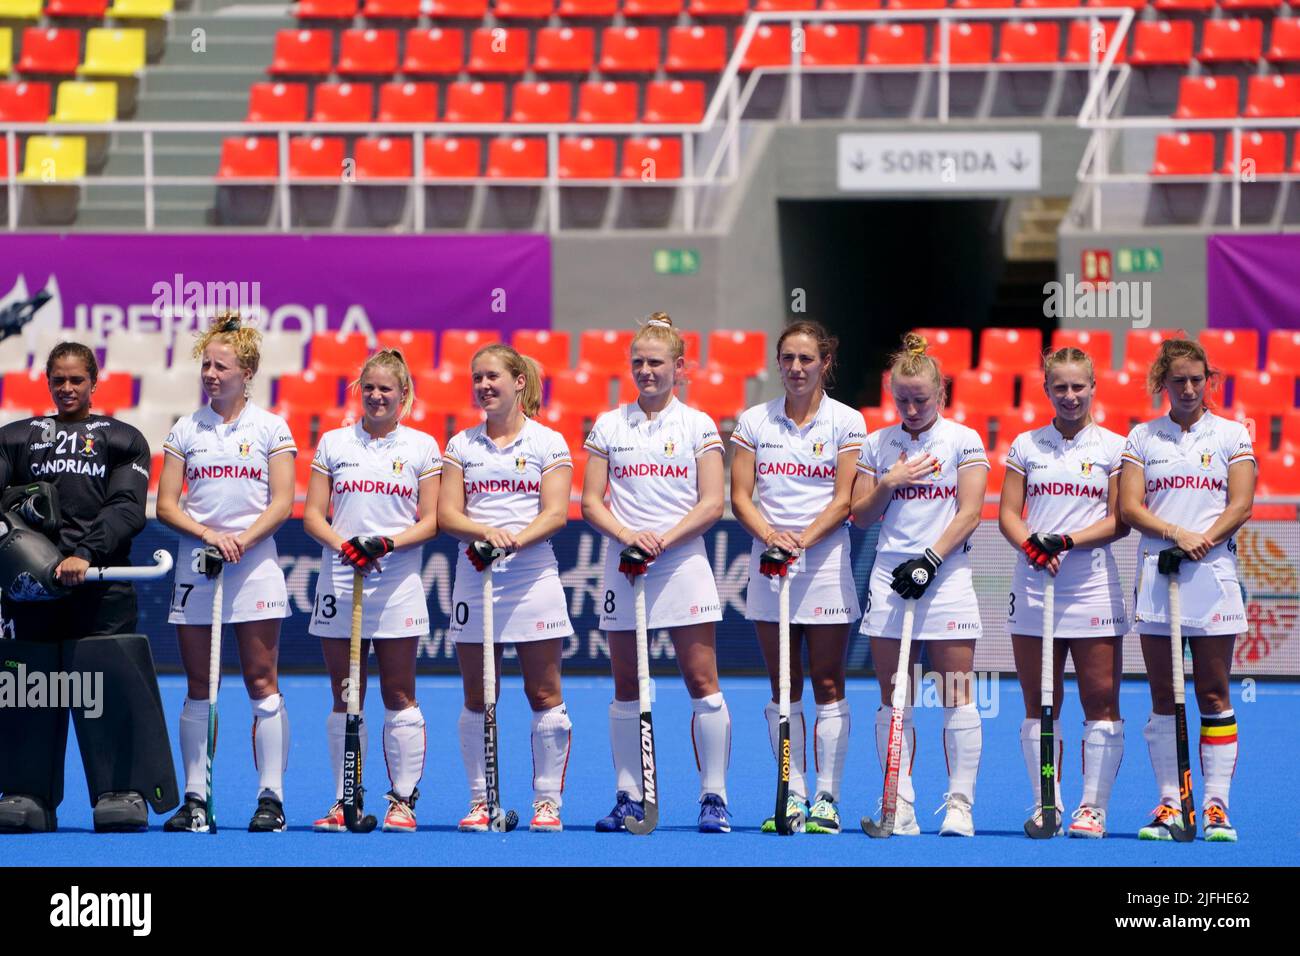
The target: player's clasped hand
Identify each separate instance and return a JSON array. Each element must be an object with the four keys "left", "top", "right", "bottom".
[
  {"left": 467, "top": 539, "right": 506, "bottom": 572},
  {"left": 759, "top": 545, "right": 796, "bottom": 578},
  {"left": 340, "top": 535, "right": 394, "bottom": 574},
  {"left": 53, "top": 555, "right": 89, "bottom": 587},
  {"left": 1021, "top": 532, "right": 1073, "bottom": 574},
  {"left": 618, "top": 545, "right": 652, "bottom": 583},
  {"left": 194, "top": 544, "right": 224, "bottom": 579},
  {"left": 890, "top": 548, "right": 942, "bottom": 599},
  {"left": 202, "top": 528, "right": 245, "bottom": 565},
  {"left": 619, "top": 529, "right": 665, "bottom": 559},
  {"left": 1157, "top": 546, "right": 1188, "bottom": 575},
  {"left": 1172, "top": 528, "right": 1215, "bottom": 562}
]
